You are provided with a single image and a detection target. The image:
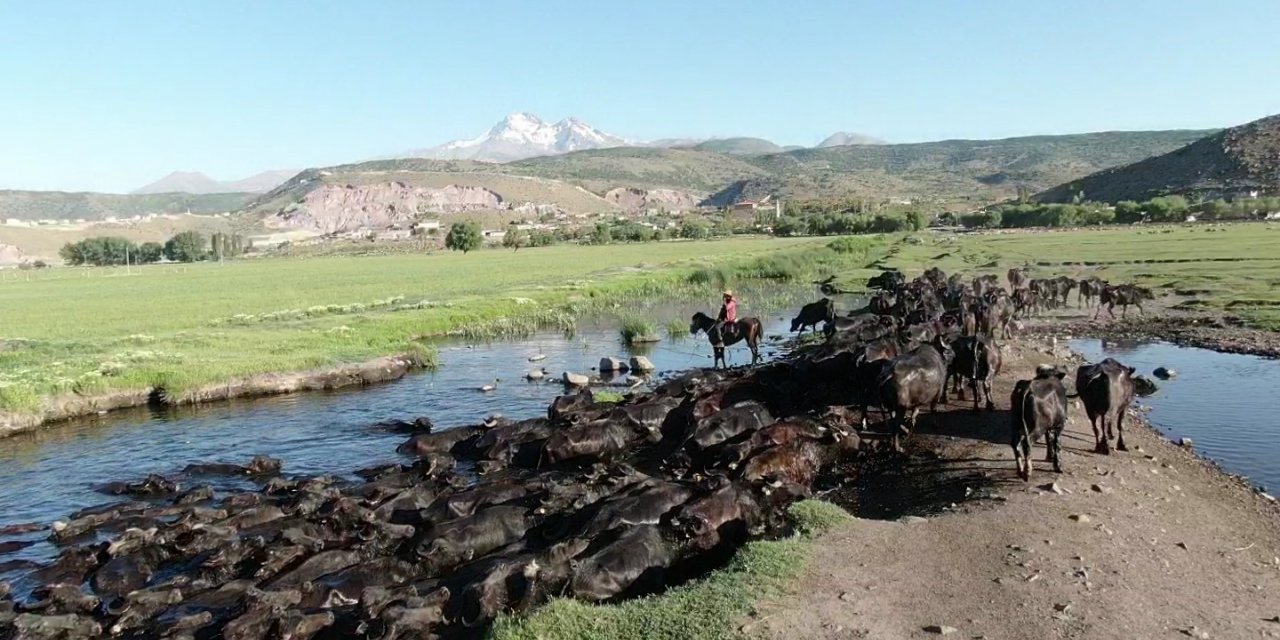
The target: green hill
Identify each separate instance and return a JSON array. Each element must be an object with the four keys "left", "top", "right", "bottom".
[
  {"left": 1036, "top": 115, "right": 1280, "bottom": 203},
  {"left": 734, "top": 129, "right": 1217, "bottom": 203},
  {"left": 0, "top": 190, "right": 251, "bottom": 221}
]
